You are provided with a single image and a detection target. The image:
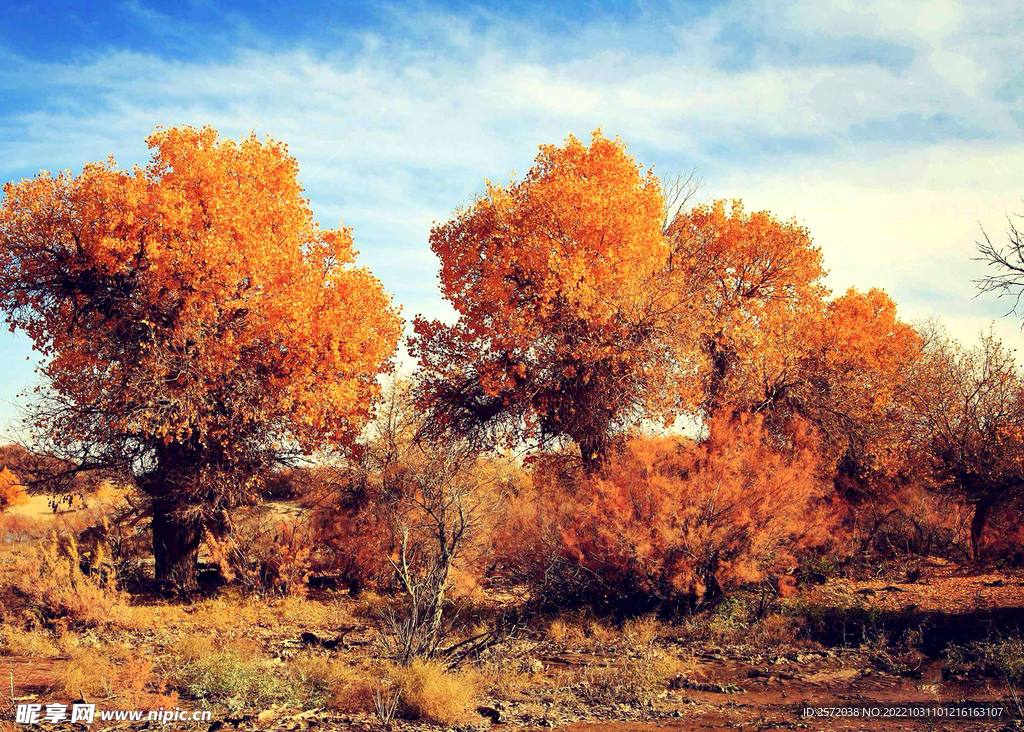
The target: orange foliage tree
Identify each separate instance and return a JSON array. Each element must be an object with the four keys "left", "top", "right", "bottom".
[
  {"left": 495, "top": 415, "right": 832, "bottom": 611},
  {"left": 666, "top": 199, "right": 827, "bottom": 417},
  {"left": 669, "top": 200, "right": 922, "bottom": 490},
  {"left": 411, "top": 131, "right": 693, "bottom": 469},
  {"left": 808, "top": 289, "right": 924, "bottom": 489},
  {"left": 911, "top": 329, "right": 1024, "bottom": 562},
  {"left": 0, "top": 467, "right": 28, "bottom": 513},
  {"left": 727, "top": 287, "right": 922, "bottom": 488},
  {"left": 0, "top": 126, "right": 402, "bottom": 591}
]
